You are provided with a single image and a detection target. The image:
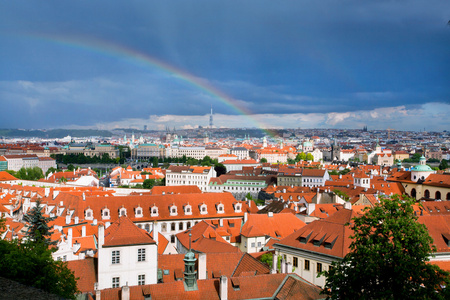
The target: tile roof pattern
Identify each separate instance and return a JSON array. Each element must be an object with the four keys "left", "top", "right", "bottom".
[
  {"left": 241, "top": 213, "right": 305, "bottom": 239},
  {"left": 66, "top": 258, "right": 97, "bottom": 293},
  {"left": 103, "top": 216, "right": 155, "bottom": 247}
]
